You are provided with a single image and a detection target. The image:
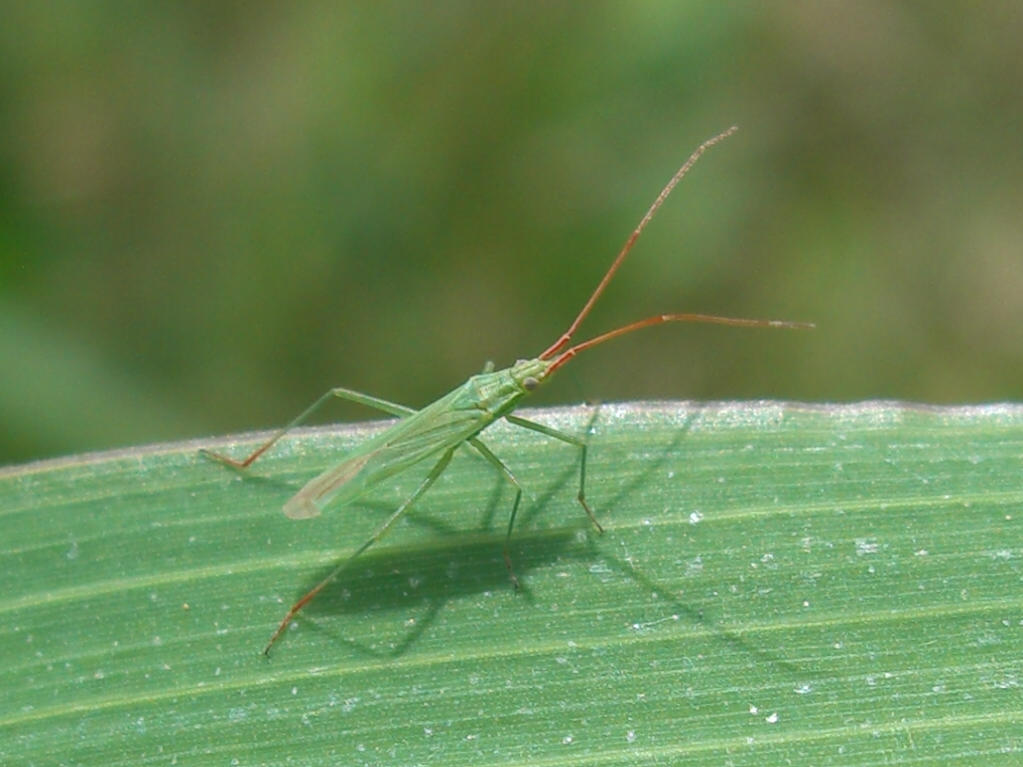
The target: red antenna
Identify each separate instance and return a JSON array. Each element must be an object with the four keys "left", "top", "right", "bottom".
[
  {"left": 538, "top": 126, "right": 812, "bottom": 371},
  {"left": 547, "top": 313, "right": 812, "bottom": 375}
]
